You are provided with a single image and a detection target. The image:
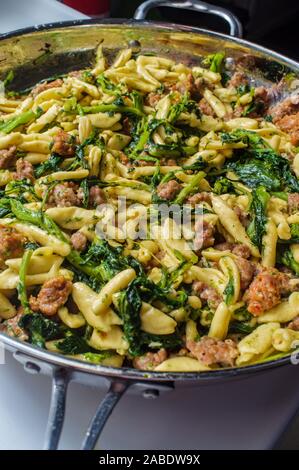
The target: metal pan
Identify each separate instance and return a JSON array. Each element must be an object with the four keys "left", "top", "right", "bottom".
[{"left": 0, "top": 0, "right": 298, "bottom": 451}]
